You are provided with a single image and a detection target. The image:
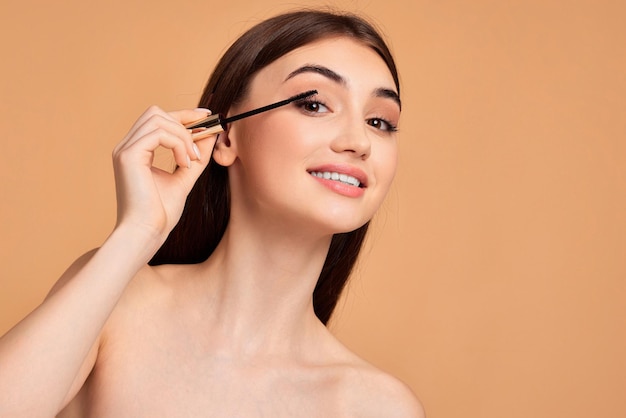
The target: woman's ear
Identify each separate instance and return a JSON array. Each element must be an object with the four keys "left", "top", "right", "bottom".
[{"left": 212, "top": 130, "right": 237, "bottom": 167}]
